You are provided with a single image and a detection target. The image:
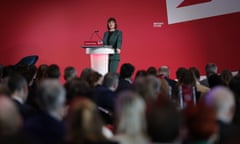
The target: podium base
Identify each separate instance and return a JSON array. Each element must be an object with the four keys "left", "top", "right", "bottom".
[{"left": 90, "top": 54, "right": 109, "bottom": 76}]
